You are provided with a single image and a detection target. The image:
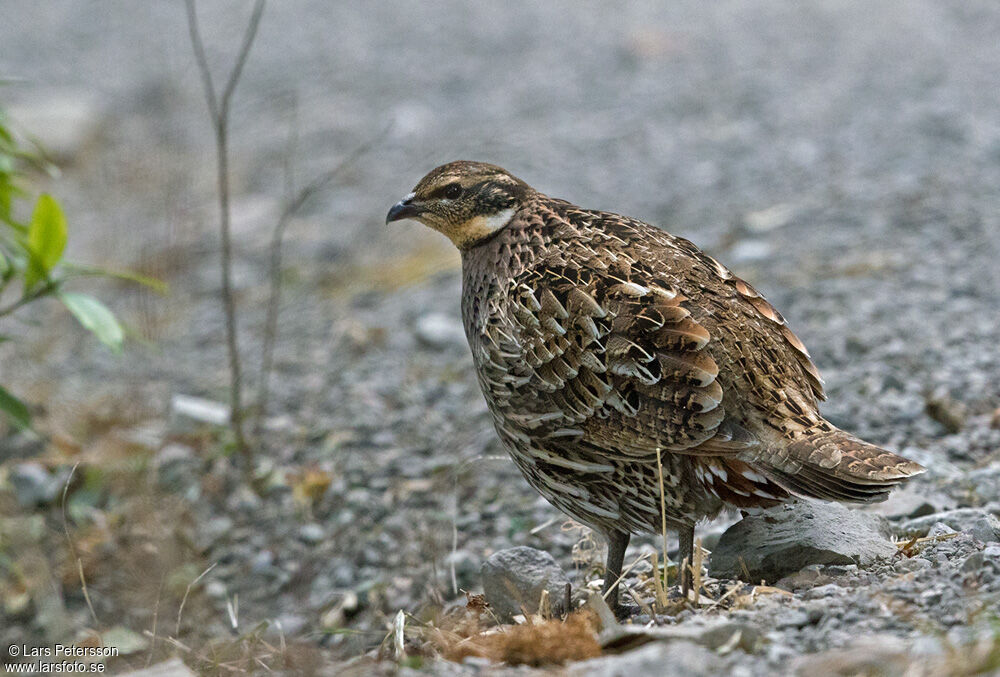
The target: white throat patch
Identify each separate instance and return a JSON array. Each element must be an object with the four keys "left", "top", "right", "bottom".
[{"left": 468, "top": 207, "right": 516, "bottom": 236}]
